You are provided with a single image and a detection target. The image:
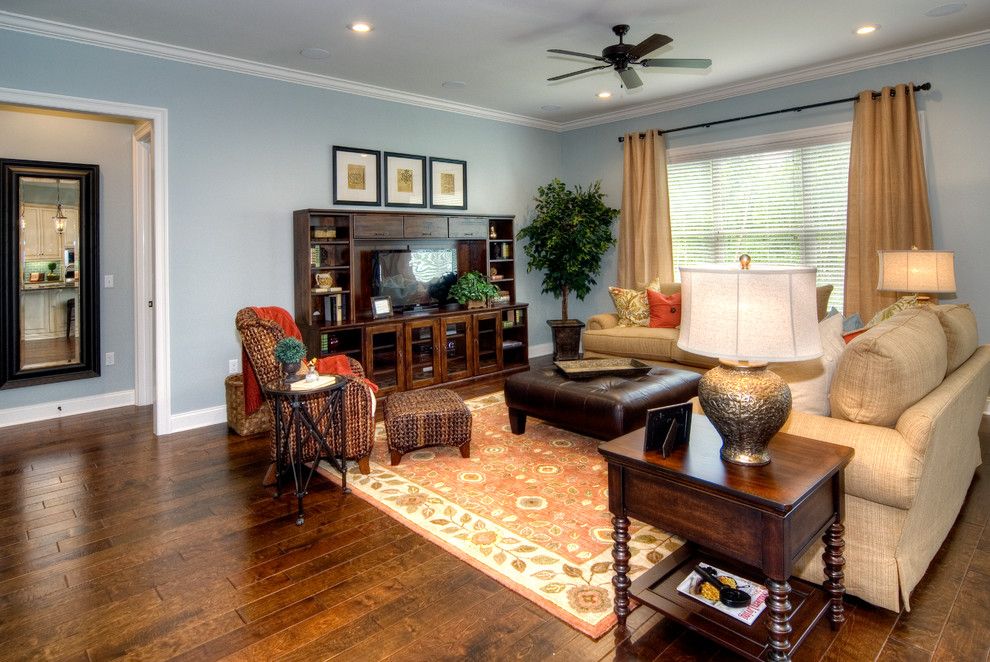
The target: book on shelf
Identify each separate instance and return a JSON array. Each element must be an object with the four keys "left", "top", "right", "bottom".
[
  {"left": 323, "top": 293, "right": 346, "bottom": 323},
  {"left": 310, "top": 246, "right": 320, "bottom": 267},
  {"left": 312, "top": 286, "right": 343, "bottom": 294},
  {"left": 675, "top": 564, "right": 768, "bottom": 626}
]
